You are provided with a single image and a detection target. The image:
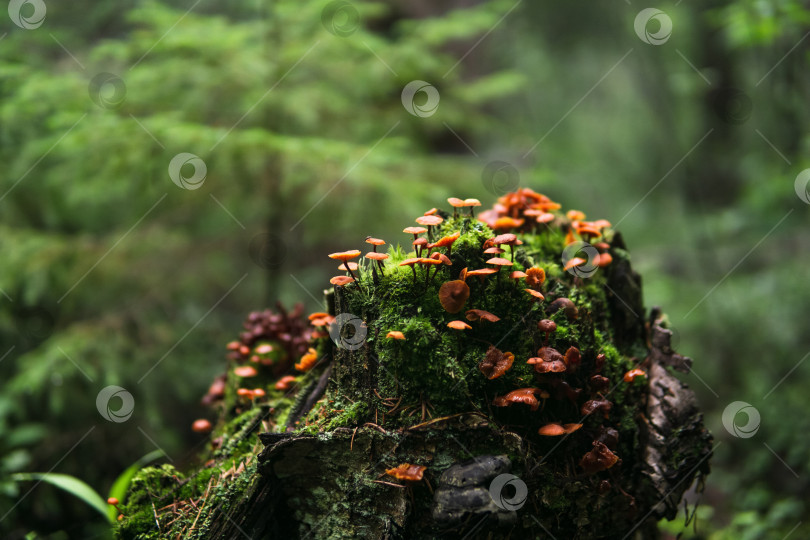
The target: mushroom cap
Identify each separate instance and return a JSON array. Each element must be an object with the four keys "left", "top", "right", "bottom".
[
  {"left": 251, "top": 388, "right": 266, "bottom": 398},
  {"left": 295, "top": 348, "right": 319, "bottom": 372},
  {"left": 594, "top": 241, "right": 611, "bottom": 251},
  {"left": 386, "top": 331, "right": 406, "bottom": 340},
  {"left": 576, "top": 224, "right": 602, "bottom": 238},
  {"left": 537, "top": 319, "right": 557, "bottom": 333},
  {"left": 447, "top": 320, "right": 472, "bottom": 331},
  {"left": 330, "top": 275, "right": 355, "bottom": 286},
  {"left": 596, "top": 253, "right": 613, "bottom": 267},
  {"left": 413, "top": 237, "right": 428, "bottom": 247},
  {"left": 524, "top": 288, "right": 545, "bottom": 300},
  {"left": 424, "top": 207, "right": 438, "bottom": 216},
  {"left": 548, "top": 297, "right": 578, "bottom": 320},
  {"left": 579, "top": 442, "right": 619, "bottom": 474},
  {"left": 438, "top": 280, "right": 470, "bottom": 313},
  {"left": 275, "top": 375, "right": 297, "bottom": 390},
  {"left": 491, "top": 233, "right": 518, "bottom": 246},
  {"left": 563, "top": 423, "right": 583, "bottom": 434},
  {"left": 525, "top": 267, "right": 546, "bottom": 288},
  {"left": 567, "top": 209, "right": 586, "bottom": 221},
  {"left": 328, "top": 250, "right": 361, "bottom": 261},
  {"left": 464, "top": 198, "right": 481, "bottom": 207},
  {"left": 431, "top": 252, "right": 452, "bottom": 265},
  {"left": 486, "top": 257, "right": 512, "bottom": 267},
  {"left": 337, "top": 262, "right": 359, "bottom": 271},
  {"left": 593, "top": 219, "right": 612, "bottom": 229},
  {"left": 510, "top": 270, "right": 527, "bottom": 279},
  {"left": 564, "top": 257, "right": 587, "bottom": 271},
  {"left": 385, "top": 463, "right": 426, "bottom": 482},
  {"left": 538, "top": 423, "right": 566, "bottom": 436},
  {"left": 447, "top": 197, "right": 466, "bottom": 208},
  {"left": 365, "top": 252, "right": 389, "bottom": 261},
  {"left": 493, "top": 216, "right": 524, "bottom": 230},
  {"left": 254, "top": 344, "right": 274, "bottom": 355},
  {"left": 564, "top": 346, "right": 581, "bottom": 367},
  {"left": 429, "top": 232, "right": 460, "bottom": 249},
  {"left": 415, "top": 215, "right": 443, "bottom": 226},
  {"left": 308, "top": 312, "right": 330, "bottom": 321},
  {"left": 483, "top": 247, "right": 505, "bottom": 254},
  {"left": 536, "top": 212, "right": 555, "bottom": 224},
  {"left": 529, "top": 359, "right": 567, "bottom": 373},
  {"left": 403, "top": 226, "right": 428, "bottom": 235},
  {"left": 399, "top": 258, "right": 421, "bottom": 267},
  {"left": 366, "top": 237, "right": 386, "bottom": 246},
  {"left": 466, "top": 309, "right": 500, "bottom": 322},
  {"left": 417, "top": 257, "right": 442, "bottom": 266},
  {"left": 467, "top": 268, "right": 498, "bottom": 277},
  {"left": 192, "top": 419, "right": 213, "bottom": 433},
  {"left": 234, "top": 366, "right": 258, "bottom": 377},
  {"left": 536, "top": 346, "right": 564, "bottom": 362},
  {"left": 623, "top": 368, "right": 647, "bottom": 382},
  {"left": 493, "top": 387, "right": 541, "bottom": 410},
  {"left": 478, "top": 346, "right": 514, "bottom": 380},
  {"left": 459, "top": 267, "right": 468, "bottom": 281},
  {"left": 581, "top": 399, "right": 612, "bottom": 418},
  {"left": 236, "top": 388, "right": 253, "bottom": 397}
]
